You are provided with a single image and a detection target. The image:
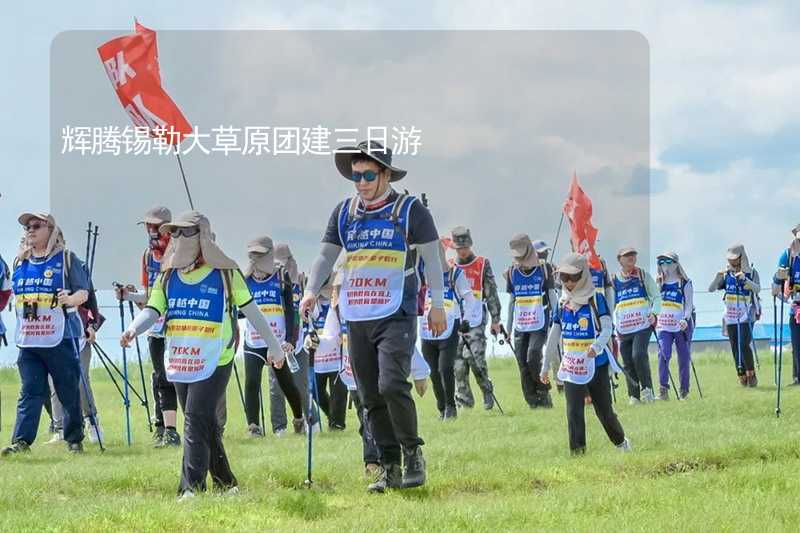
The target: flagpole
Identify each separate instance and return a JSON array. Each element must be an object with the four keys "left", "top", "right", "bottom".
[
  {"left": 551, "top": 212, "right": 565, "bottom": 263},
  {"left": 174, "top": 146, "right": 195, "bottom": 210}
]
